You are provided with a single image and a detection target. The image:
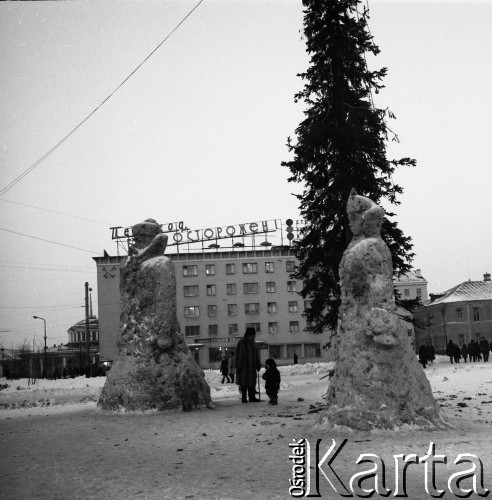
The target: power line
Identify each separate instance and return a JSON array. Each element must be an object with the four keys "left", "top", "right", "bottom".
[
  {"left": 0, "top": 227, "right": 100, "bottom": 254},
  {"left": 1, "top": 313, "right": 90, "bottom": 332},
  {"left": 0, "top": 199, "right": 110, "bottom": 225},
  {"left": 0, "top": 260, "right": 93, "bottom": 269},
  {"left": 0, "top": 264, "right": 97, "bottom": 273},
  {"left": 0, "top": 0, "right": 205, "bottom": 197},
  {"left": 0, "top": 307, "right": 83, "bottom": 319},
  {"left": 0, "top": 304, "right": 82, "bottom": 309}
]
